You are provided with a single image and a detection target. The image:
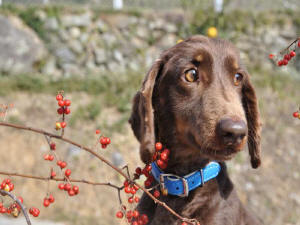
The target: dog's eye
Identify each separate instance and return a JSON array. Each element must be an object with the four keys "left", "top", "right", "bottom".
[
  {"left": 233, "top": 73, "right": 243, "bottom": 86},
  {"left": 185, "top": 69, "right": 197, "bottom": 82}
]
